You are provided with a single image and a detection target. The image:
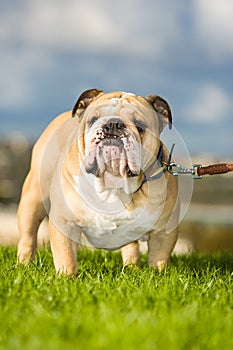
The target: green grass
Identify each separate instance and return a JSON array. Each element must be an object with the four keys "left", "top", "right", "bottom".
[{"left": 0, "top": 246, "right": 233, "bottom": 350}]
